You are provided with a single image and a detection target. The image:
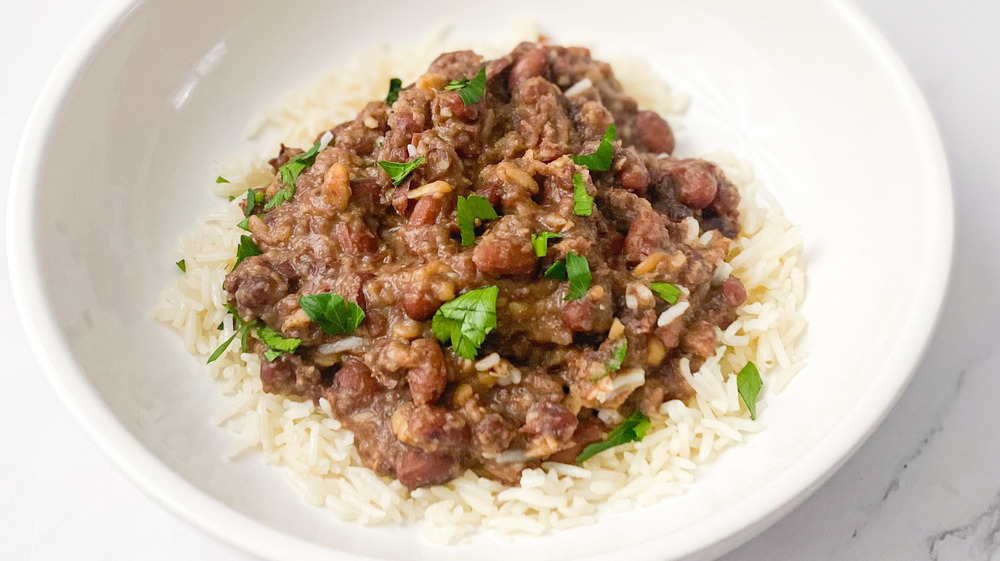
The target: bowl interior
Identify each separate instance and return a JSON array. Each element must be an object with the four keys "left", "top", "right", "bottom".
[{"left": 10, "top": 0, "right": 951, "bottom": 560}]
